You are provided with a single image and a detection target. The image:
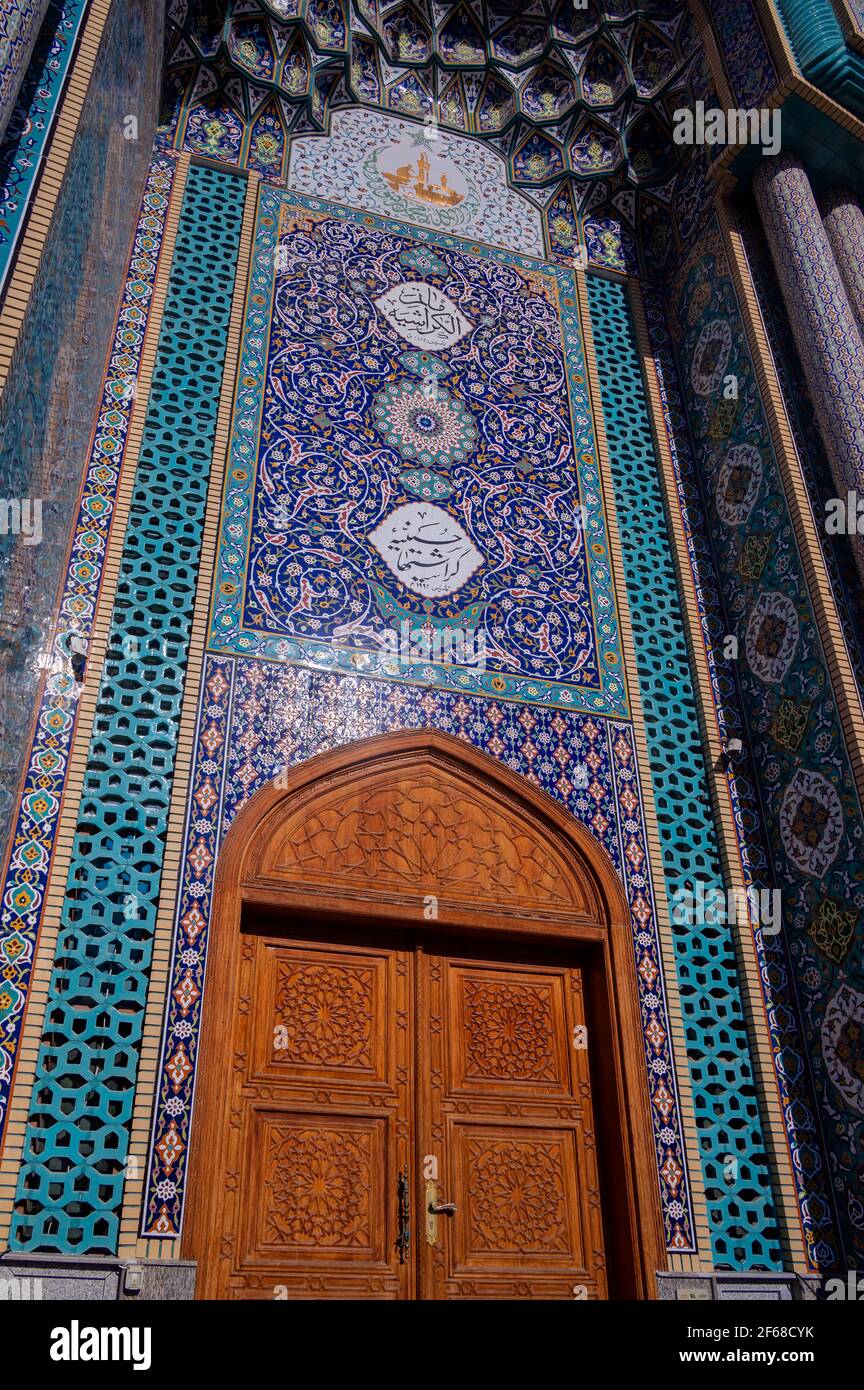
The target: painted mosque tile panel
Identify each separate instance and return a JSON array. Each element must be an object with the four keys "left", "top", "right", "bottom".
[
  {"left": 639, "top": 284, "right": 842, "bottom": 1270},
  {"left": 741, "top": 216, "right": 864, "bottom": 690},
  {"left": 0, "top": 157, "right": 177, "bottom": 1143},
  {"left": 706, "top": 0, "right": 776, "bottom": 108},
  {"left": 209, "top": 185, "right": 625, "bottom": 716},
  {"left": 287, "top": 107, "right": 544, "bottom": 252},
  {"left": 0, "top": 0, "right": 165, "bottom": 1102},
  {"left": 159, "top": 0, "right": 704, "bottom": 264},
  {"left": 6, "top": 0, "right": 864, "bottom": 1297}
]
